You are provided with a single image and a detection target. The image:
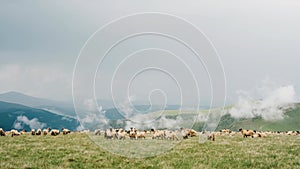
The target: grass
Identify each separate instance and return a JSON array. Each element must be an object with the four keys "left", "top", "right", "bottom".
[{"left": 0, "top": 133, "right": 299, "bottom": 169}]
